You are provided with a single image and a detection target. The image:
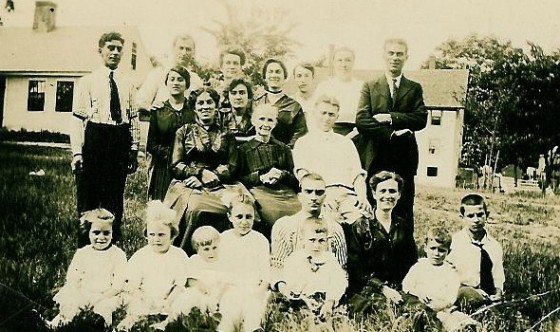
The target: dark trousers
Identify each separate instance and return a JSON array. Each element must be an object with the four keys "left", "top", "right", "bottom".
[{"left": 76, "top": 122, "right": 131, "bottom": 246}]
